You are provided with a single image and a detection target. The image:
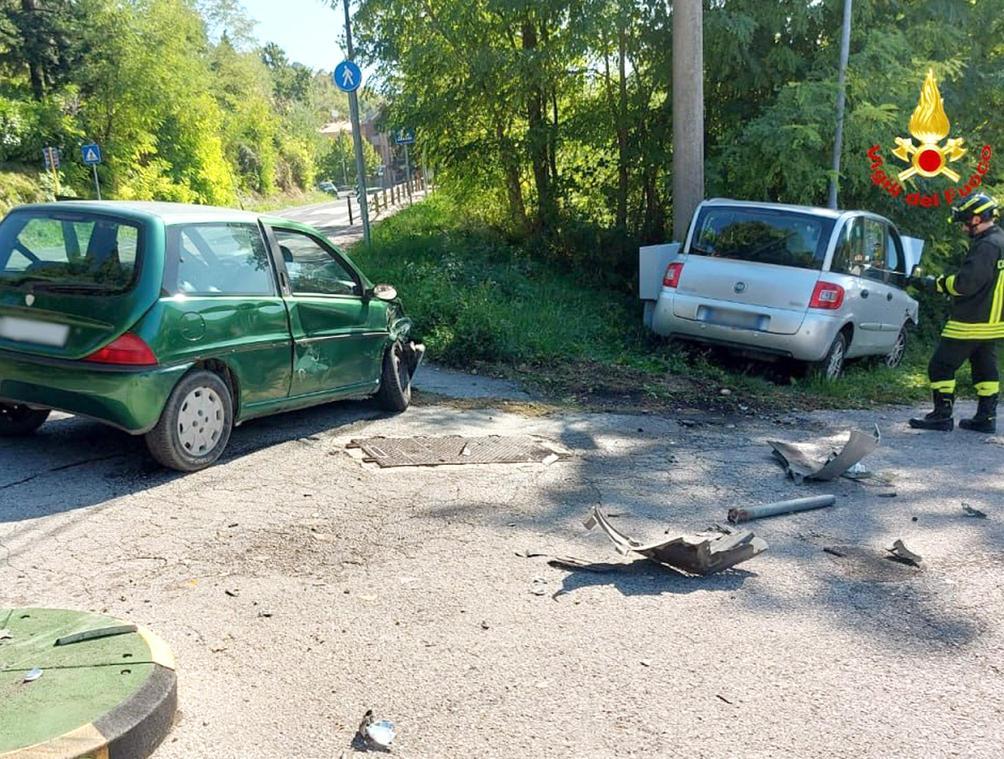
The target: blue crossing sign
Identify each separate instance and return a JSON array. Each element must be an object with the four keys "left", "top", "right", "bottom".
[
  {"left": 333, "top": 60, "right": 362, "bottom": 93},
  {"left": 81, "top": 143, "right": 102, "bottom": 166}
]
